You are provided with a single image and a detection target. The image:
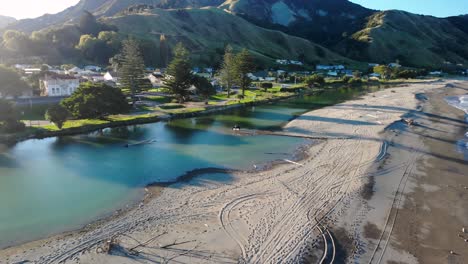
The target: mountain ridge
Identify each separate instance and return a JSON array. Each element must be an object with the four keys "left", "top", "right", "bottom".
[
  {"left": 3, "top": 0, "right": 468, "bottom": 68},
  {"left": 0, "top": 15, "right": 16, "bottom": 29}
]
